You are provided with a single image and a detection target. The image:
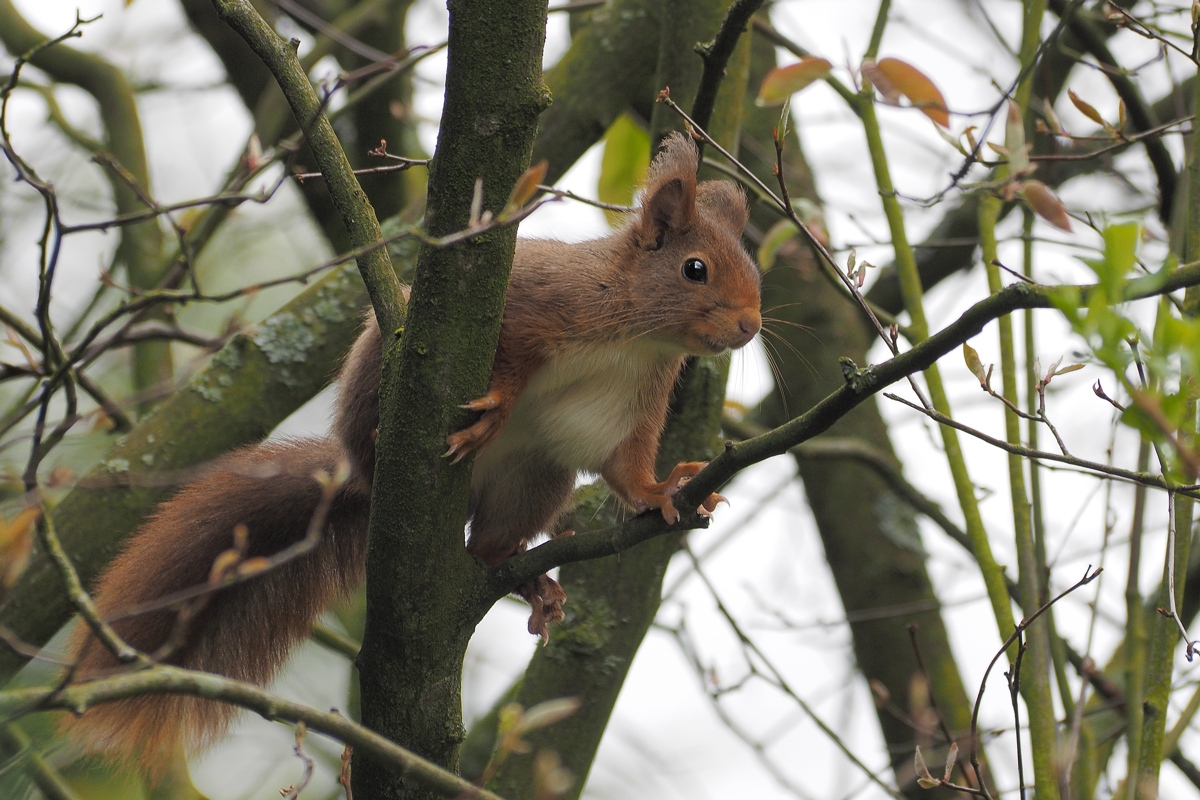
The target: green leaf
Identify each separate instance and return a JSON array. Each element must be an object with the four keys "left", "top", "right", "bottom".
[
  {"left": 1105, "top": 221, "right": 1140, "bottom": 277},
  {"left": 1120, "top": 405, "right": 1165, "bottom": 442},
  {"left": 598, "top": 114, "right": 651, "bottom": 227},
  {"left": 963, "top": 342, "right": 987, "bottom": 388},
  {"left": 757, "top": 219, "right": 798, "bottom": 272},
  {"left": 1160, "top": 391, "right": 1191, "bottom": 429},
  {"left": 1079, "top": 222, "right": 1139, "bottom": 303}
]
